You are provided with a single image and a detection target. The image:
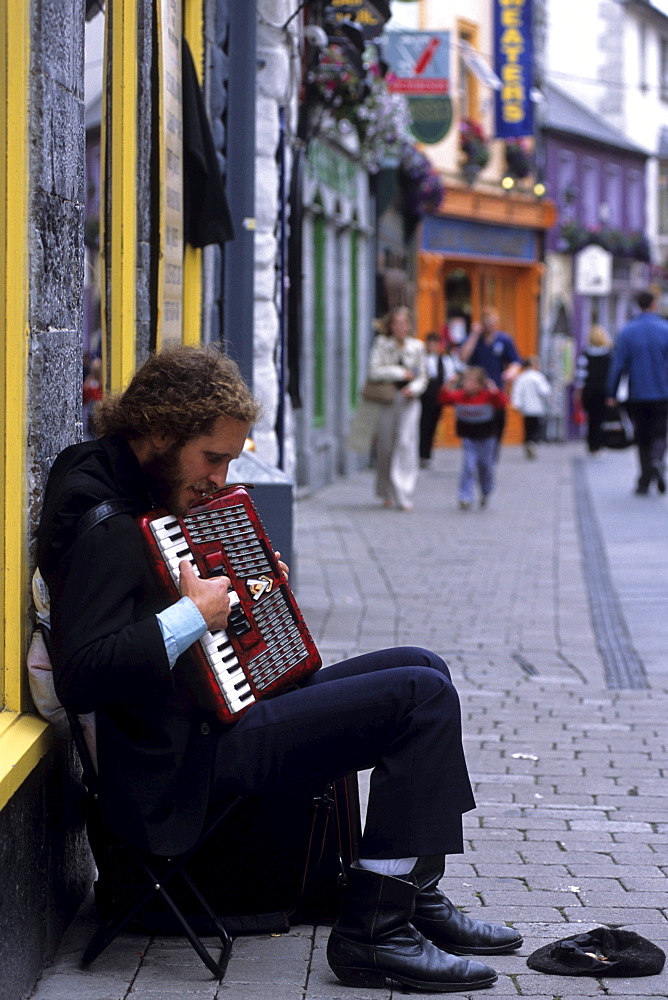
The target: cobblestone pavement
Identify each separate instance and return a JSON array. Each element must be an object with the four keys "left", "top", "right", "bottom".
[{"left": 29, "top": 442, "right": 668, "bottom": 1000}]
